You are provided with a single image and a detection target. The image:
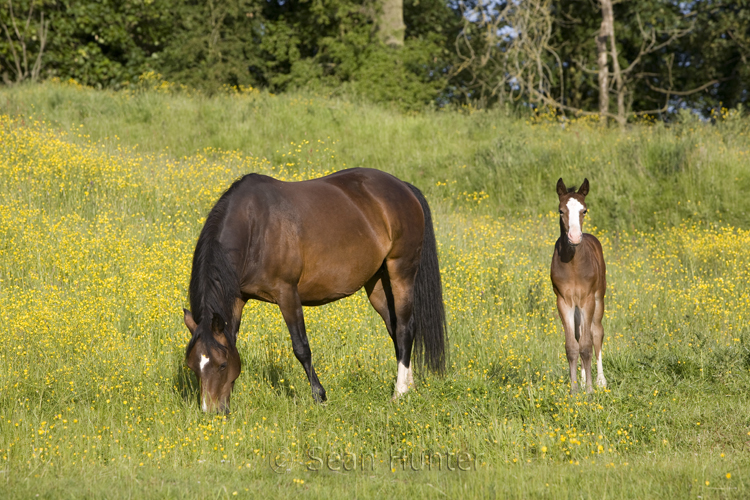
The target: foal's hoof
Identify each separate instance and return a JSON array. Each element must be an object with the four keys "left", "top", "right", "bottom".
[{"left": 569, "top": 382, "right": 579, "bottom": 395}]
